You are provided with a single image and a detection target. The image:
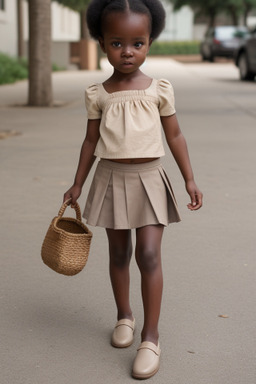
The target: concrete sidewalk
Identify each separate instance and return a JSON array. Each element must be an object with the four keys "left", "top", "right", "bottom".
[{"left": 0, "top": 58, "right": 255, "bottom": 384}]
